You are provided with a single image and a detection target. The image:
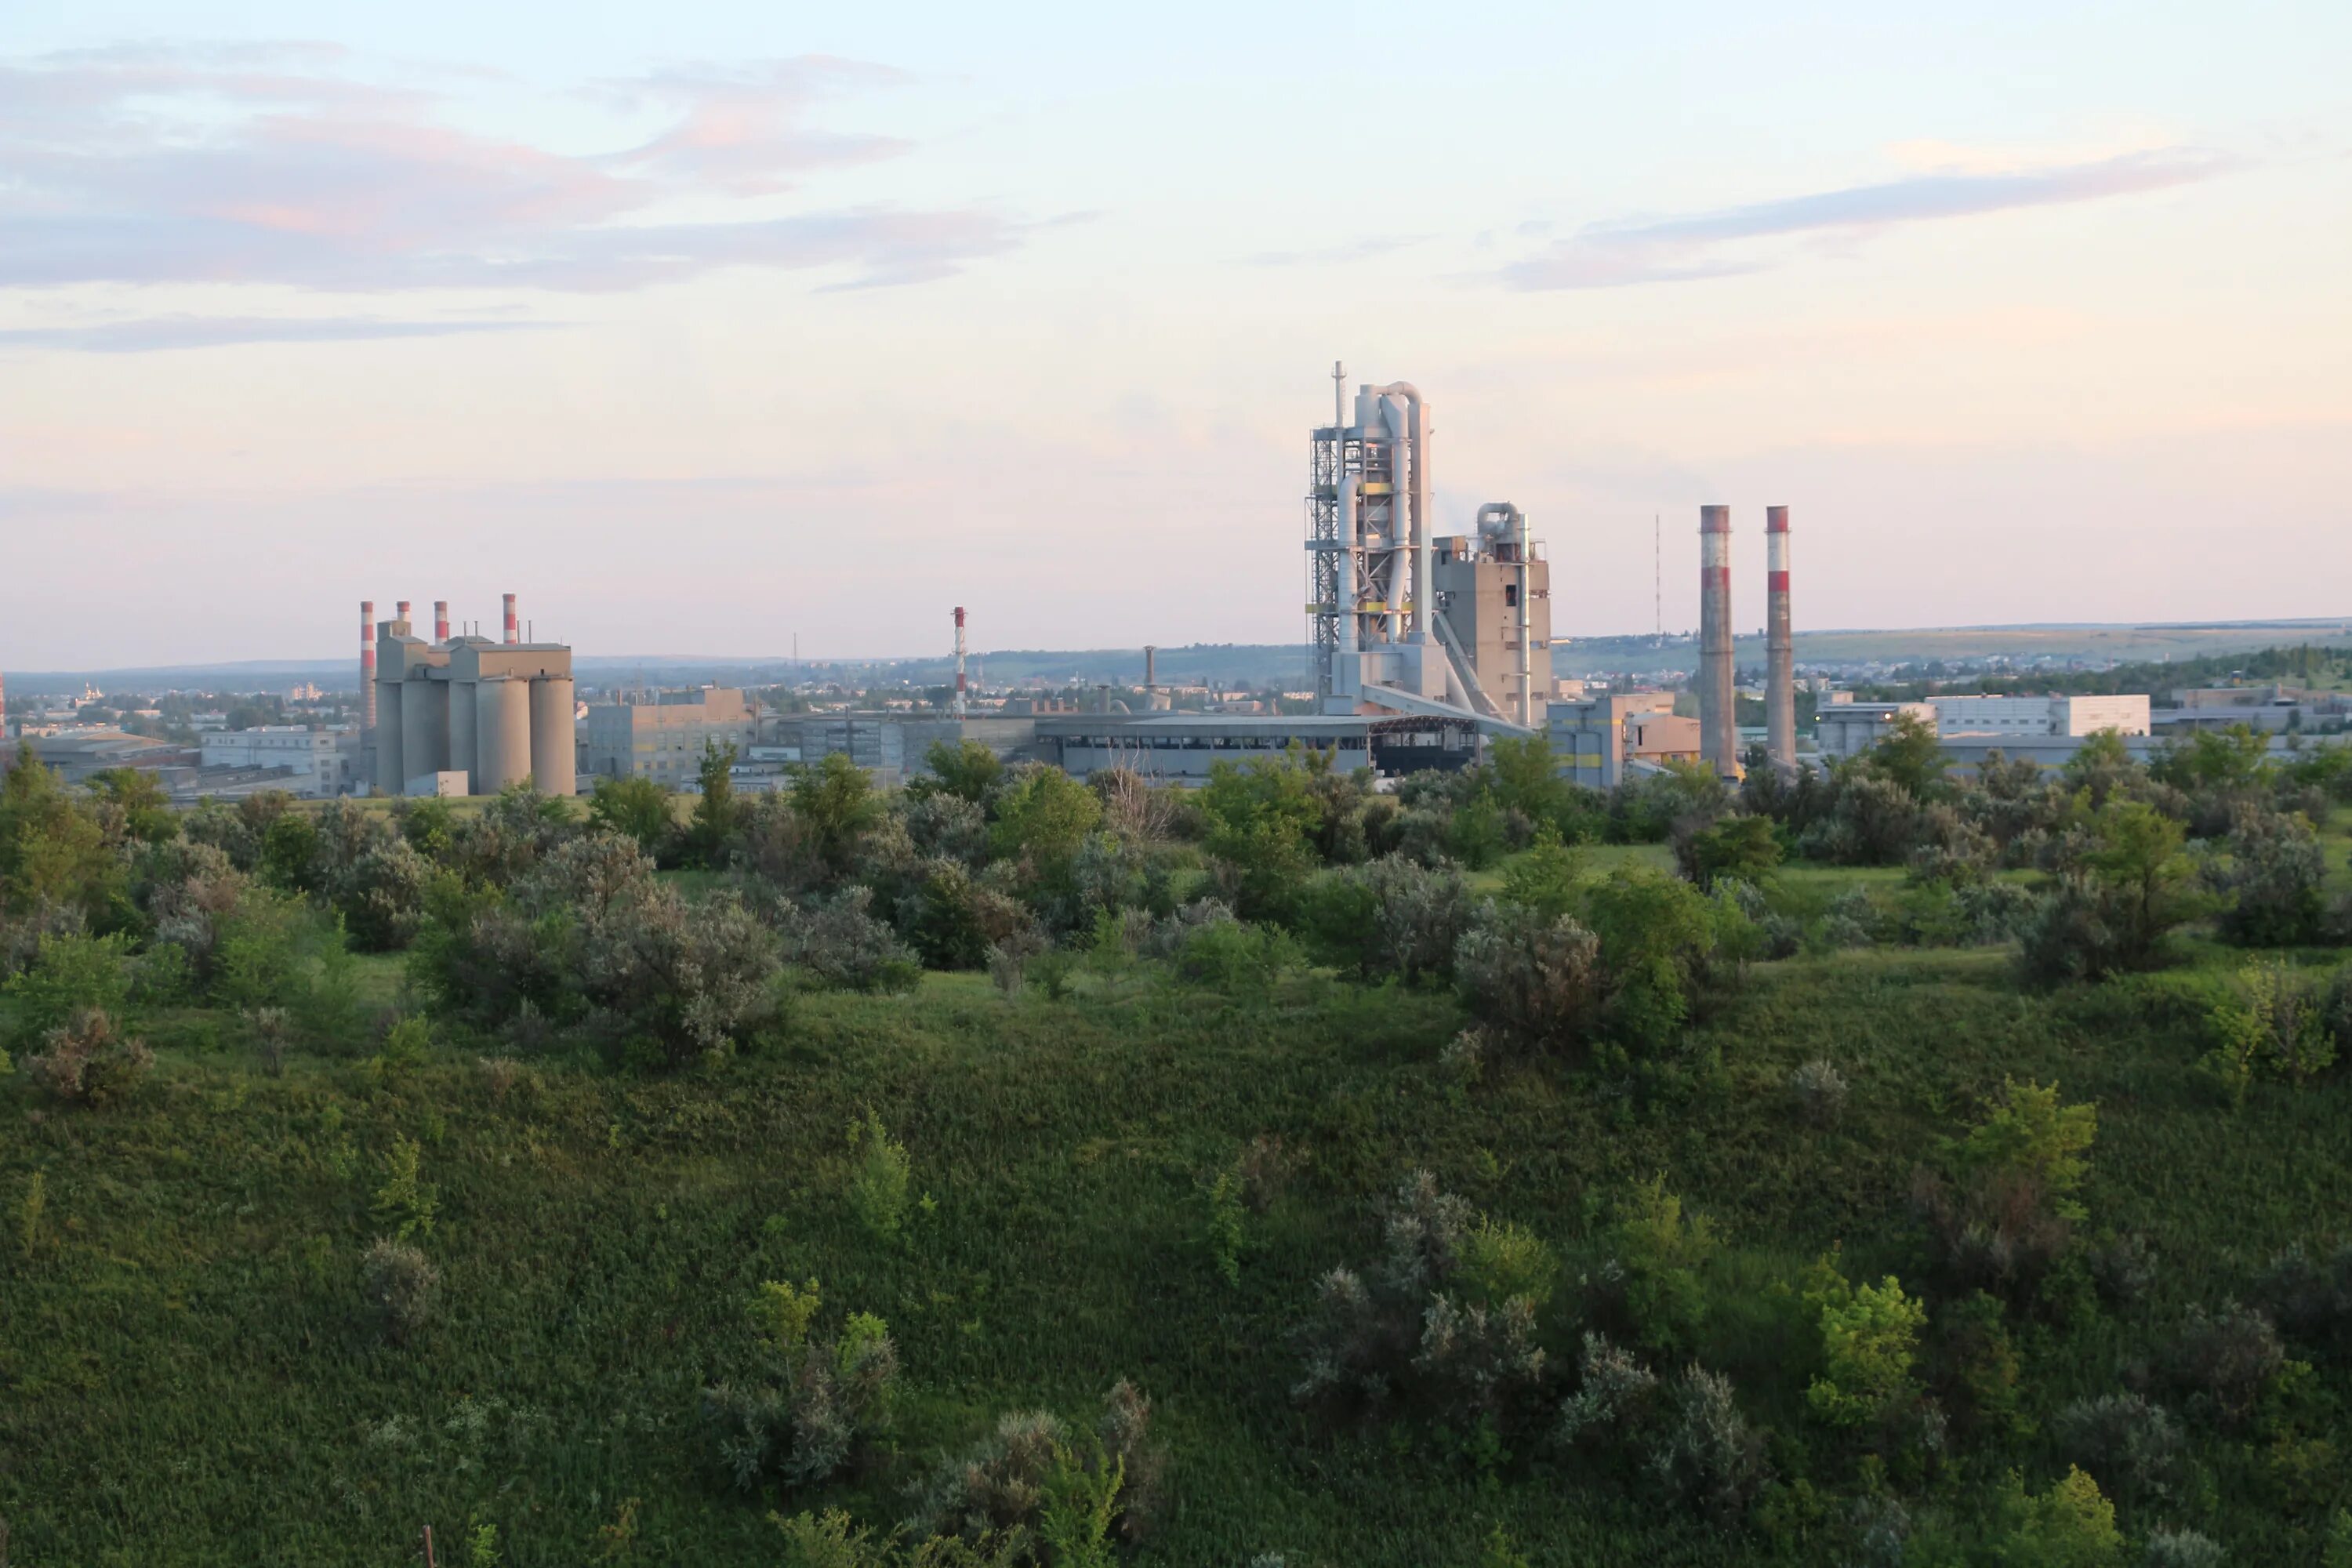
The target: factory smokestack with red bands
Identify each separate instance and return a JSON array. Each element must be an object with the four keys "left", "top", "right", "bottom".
[
  {"left": 434, "top": 601, "right": 450, "bottom": 644},
  {"left": 503, "top": 593, "right": 519, "bottom": 645},
  {"left": 396, "top": 600, "right": 411, "bottom": 626},
  {"left": 1699, "top": 505, "right": 1736, "bottom": 776},
  {"left": 361, "top": 601, "right": 377, "bottom": 731},
  {"left": 953, "top": 606, "right": 968, "bottom": 718},
  {"left": 1766, "top": 506, "right": 1795, "bottom": 768}
]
